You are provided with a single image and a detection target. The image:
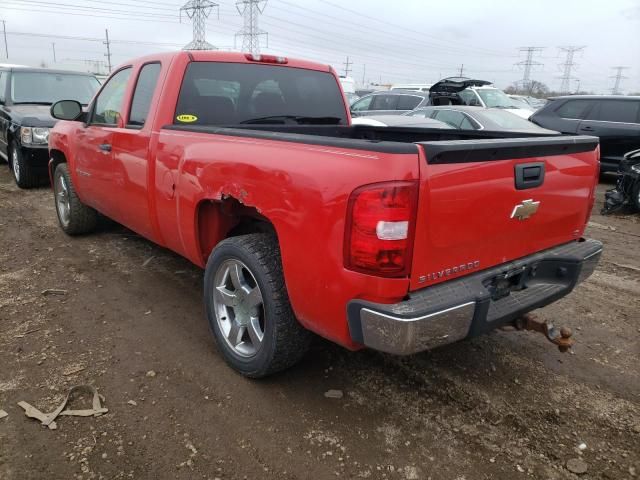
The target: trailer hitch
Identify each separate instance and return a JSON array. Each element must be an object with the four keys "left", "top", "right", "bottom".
[{"left": 514, "top": 313, "right": 574, "bottom": 353}]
